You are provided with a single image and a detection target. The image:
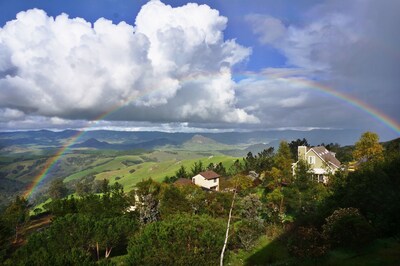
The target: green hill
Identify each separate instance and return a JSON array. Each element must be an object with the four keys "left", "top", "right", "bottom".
[{"left": 63, "top": 152, "right": 237, "bottom": 191}]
